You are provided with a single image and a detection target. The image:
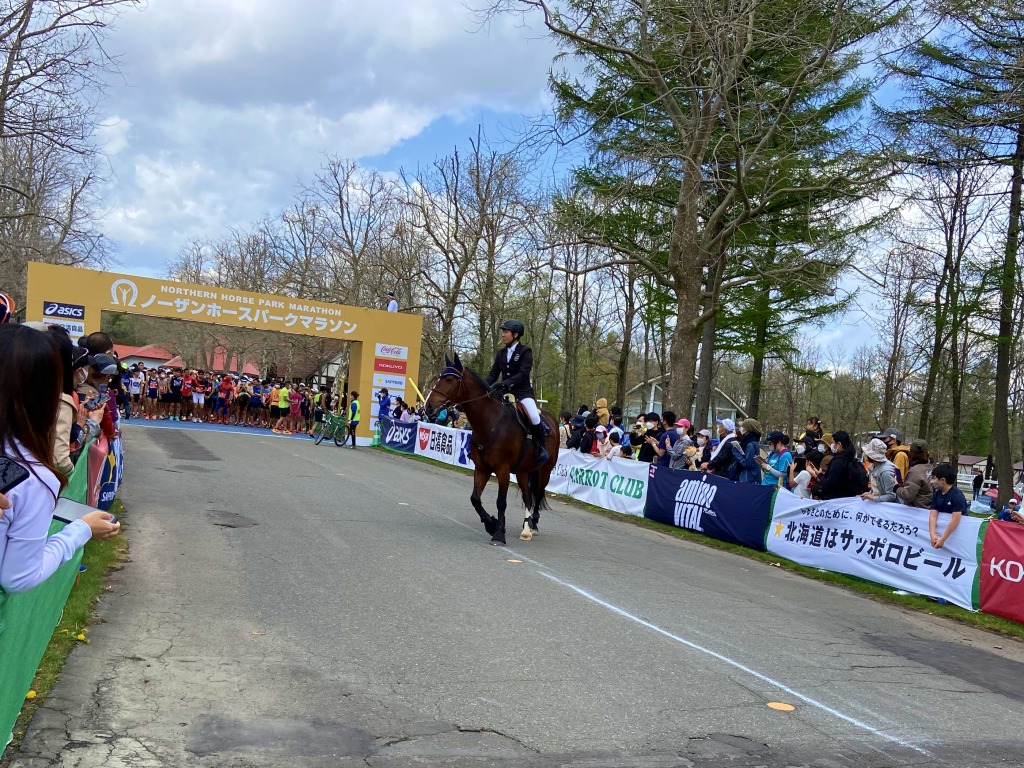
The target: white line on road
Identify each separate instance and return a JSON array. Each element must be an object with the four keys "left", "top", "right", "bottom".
[
  {"left": 445, "top": 514, "right": 926, "bottom": 753},
  {"left": 536, "top": 569, "right": 928, "bottom": 755}
]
